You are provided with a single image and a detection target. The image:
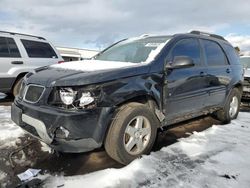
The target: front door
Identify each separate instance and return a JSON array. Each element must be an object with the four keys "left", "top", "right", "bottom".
[{"left": 164, "top": 38, "right": 208, "bottom": 120}]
